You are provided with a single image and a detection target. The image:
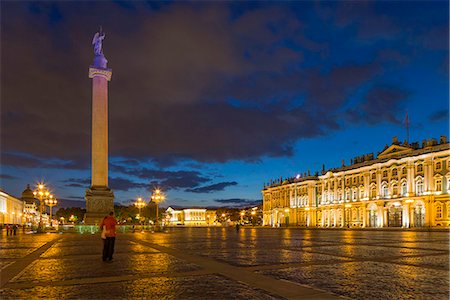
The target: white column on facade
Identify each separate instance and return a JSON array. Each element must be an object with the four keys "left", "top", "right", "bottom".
[
  {"left": 376, "top": 169, "right": 382, "bottom": 198},
  {"left": 402, "top": 203, "right": 410, "bottom": 227},
  {"left": 407, "top": 161, "right": 415, "bottom": 195}
]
